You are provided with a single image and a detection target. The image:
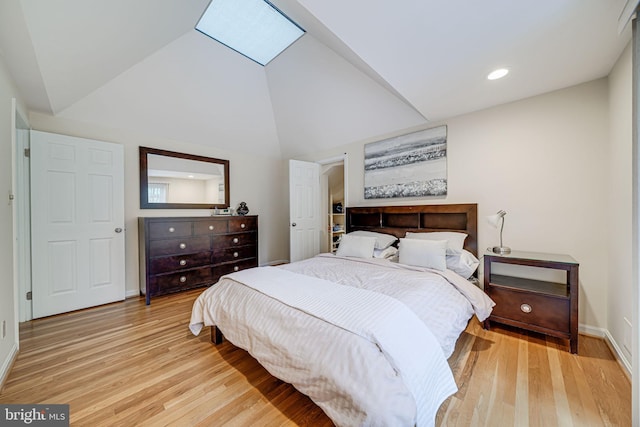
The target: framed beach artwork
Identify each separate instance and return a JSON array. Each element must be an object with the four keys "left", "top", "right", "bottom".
[{"left": 364, "top": 126, "right": 447, "bottom": 199}]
